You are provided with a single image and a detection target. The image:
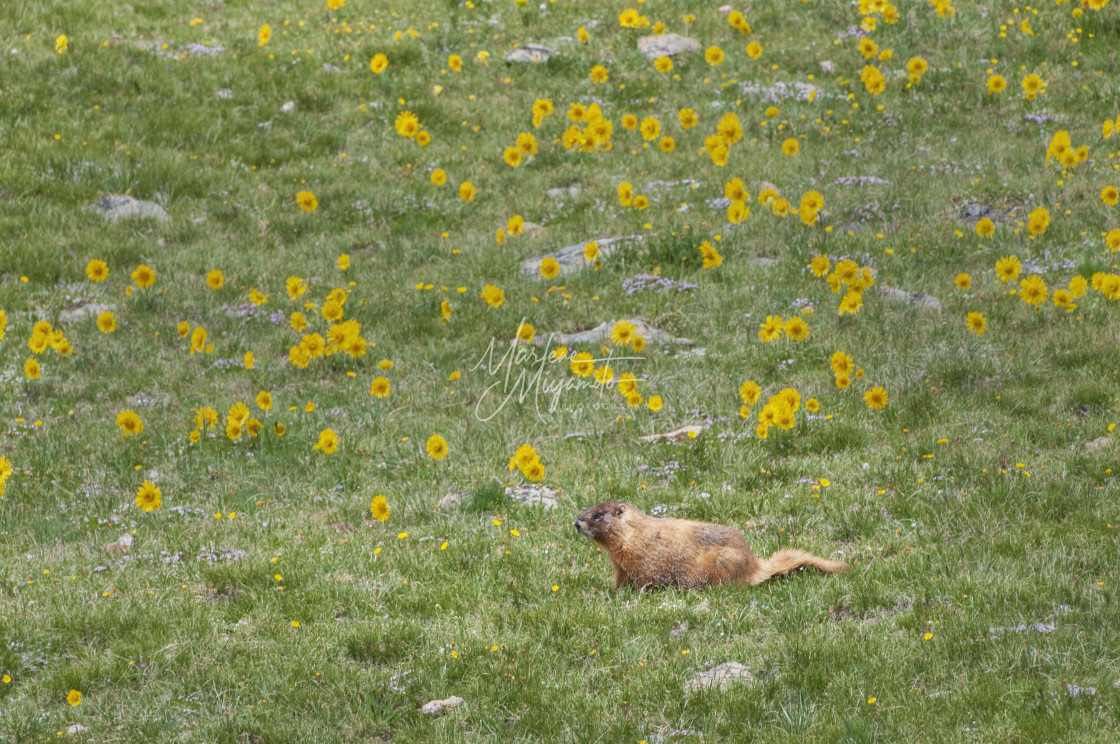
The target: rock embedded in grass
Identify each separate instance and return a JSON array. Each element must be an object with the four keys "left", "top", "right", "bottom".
[
  {"left": 535, "top": 317, "right": 694, "bottom": 347},
  {"left": 878, "top": 285, "right": 942, "bottom": 312},
  {"left": 102, "top": 533, "right": 133, "bottom": 554},
  {"left": 439, "top": 484, "right": 559, "bottom": 510},
  {"left": 641, "top": 425, "right": 706, "bottom": 443},
  {"left": 545, "top": 184, "right": 581, "bottom": 200},
  {"left": 637, "top": 34, "right": 701, "bottom": 61},
  {"left": 964, "top": 203, "right": 991, "bottom": 219},
  {"left": 420, "top": 696, "right": 464, "bottom": 716},
  {"left": 519, "top": 234, "right": 642, "bottom": 278},
  {"left": 503, "top": 45, "right": 557, "bottom": 64},
  {"left": 86, "top": 194, "right": 170, "bottom": 223},
  {"left": 683, "top": 662, "right": 754, "bottom": 694},
  {"left": 1084, "top": 435, "right": 1112, "bottom": 452},
  {"left": 58, "top": 302, "right": 116, "bottom": 325}
]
